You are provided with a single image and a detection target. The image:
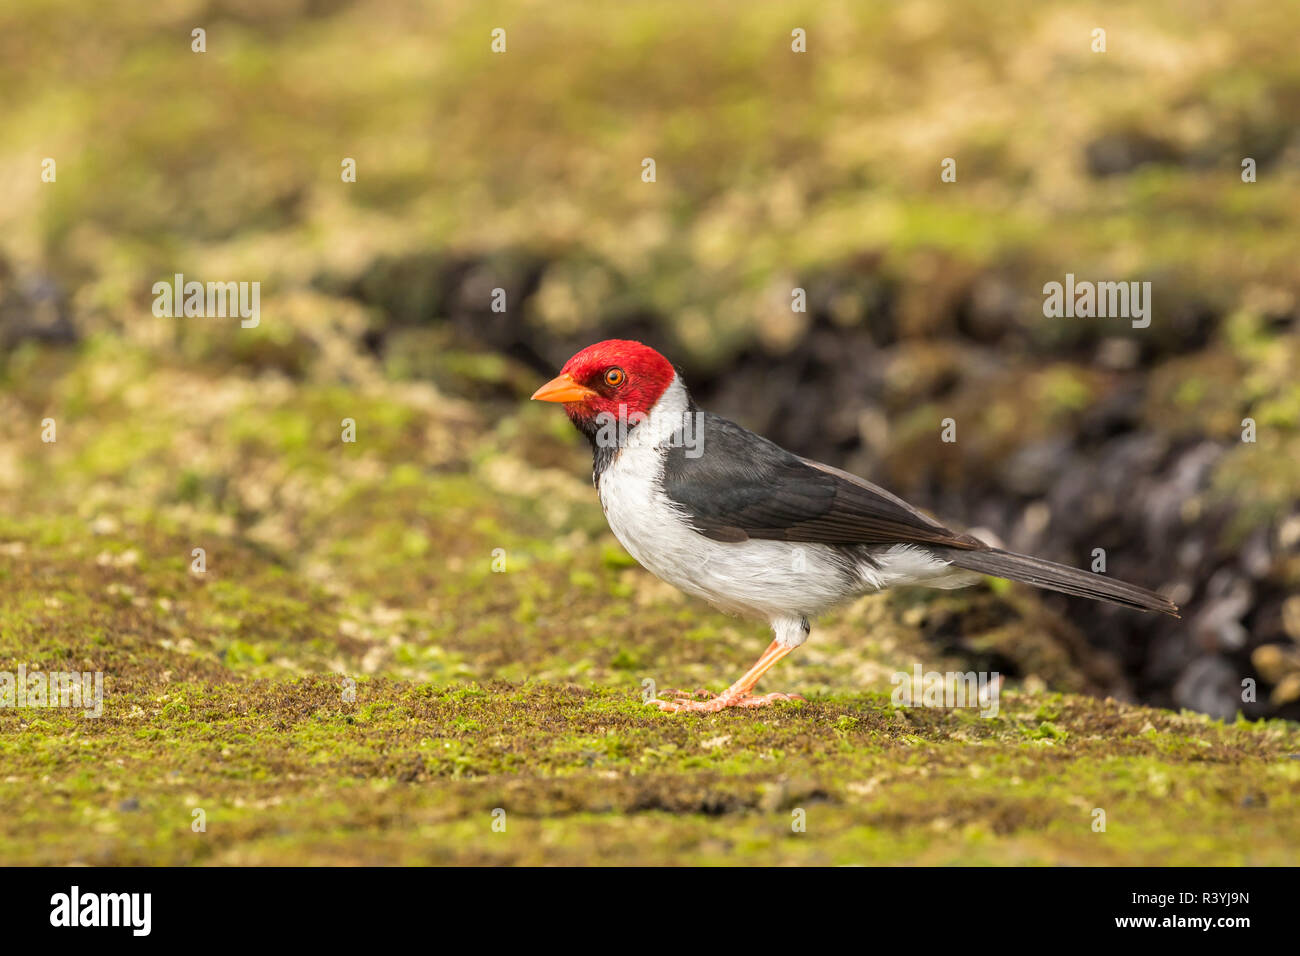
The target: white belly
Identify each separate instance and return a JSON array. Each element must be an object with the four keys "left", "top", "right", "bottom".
[{"left": 598, "top": 440, "right": 858, "bottom": 621}]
